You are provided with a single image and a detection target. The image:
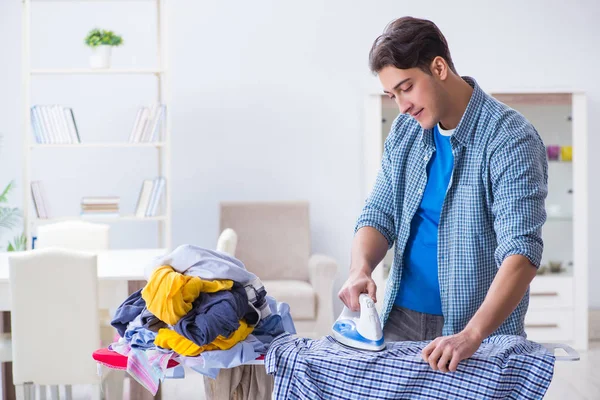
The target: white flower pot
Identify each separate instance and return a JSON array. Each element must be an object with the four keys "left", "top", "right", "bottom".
[{"left": 89, "top": 45, "right": 112, "bottom": 69}]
